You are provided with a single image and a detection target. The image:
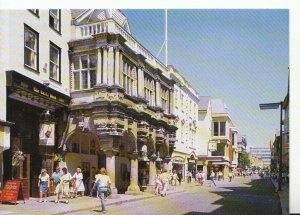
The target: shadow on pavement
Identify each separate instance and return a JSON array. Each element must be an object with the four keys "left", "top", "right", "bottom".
[{"left": 184, "top": 178, "right": 282, "bottom": 215}]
